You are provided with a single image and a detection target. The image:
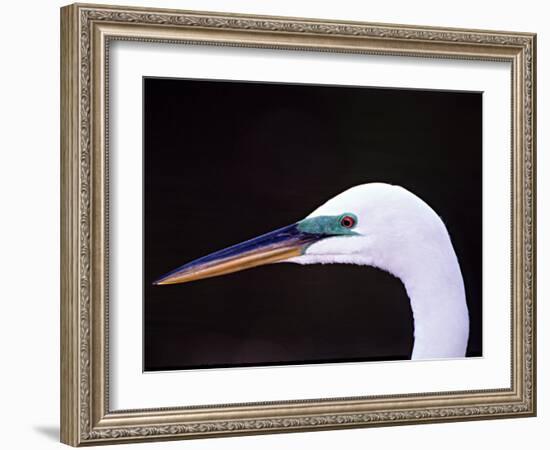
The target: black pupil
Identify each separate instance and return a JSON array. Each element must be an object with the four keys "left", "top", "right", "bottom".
[{"left": 341, "top": 216, "right": 353, "bottom": 228}]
